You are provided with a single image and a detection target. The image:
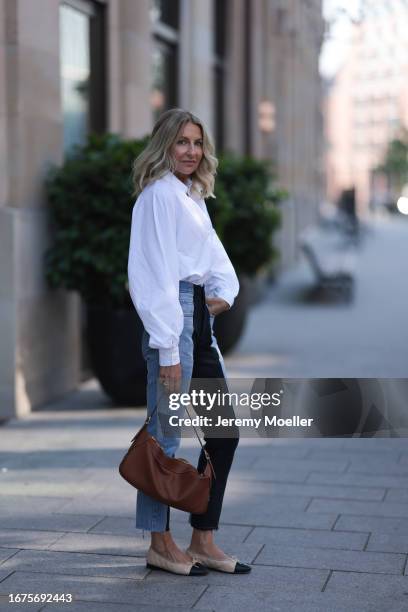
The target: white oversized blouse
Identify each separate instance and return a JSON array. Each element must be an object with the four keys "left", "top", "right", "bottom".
[{"left": 127, "top": 171, "right": 239, "bottom": 366}]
